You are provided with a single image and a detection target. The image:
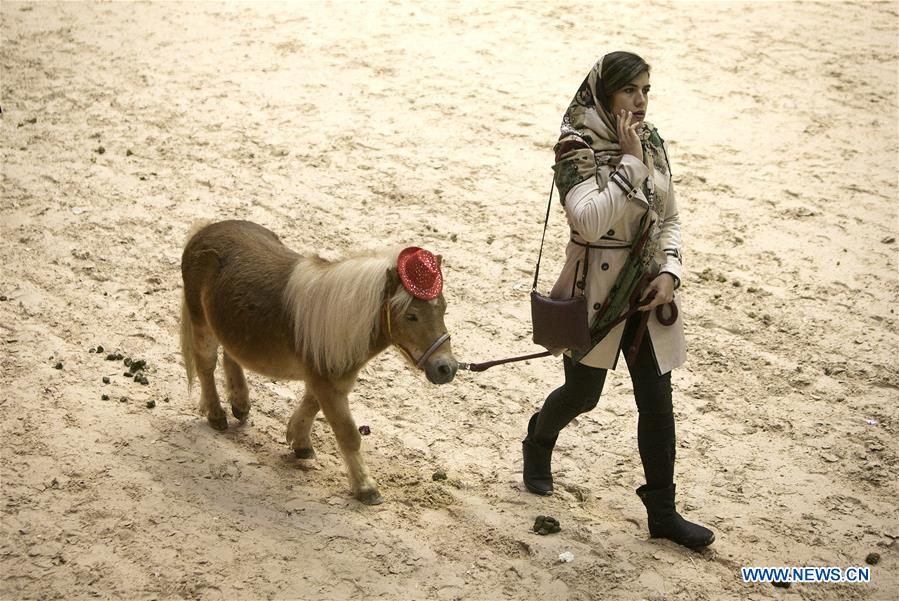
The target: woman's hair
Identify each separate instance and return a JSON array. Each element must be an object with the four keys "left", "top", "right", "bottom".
[{"left": 597, "top": 52, "right": 651, "bottom": 111}]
